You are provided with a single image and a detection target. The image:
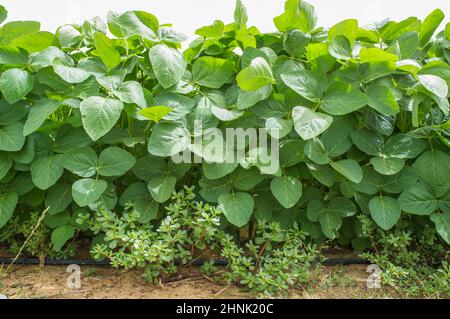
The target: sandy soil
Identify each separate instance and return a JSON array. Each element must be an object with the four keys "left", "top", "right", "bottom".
[{"left": 0, "top": 263, "right": 386, "bottom": 299}]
